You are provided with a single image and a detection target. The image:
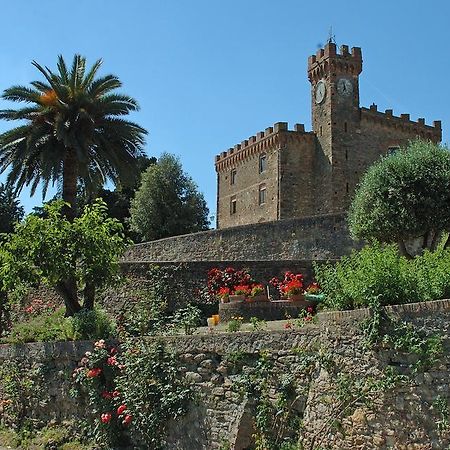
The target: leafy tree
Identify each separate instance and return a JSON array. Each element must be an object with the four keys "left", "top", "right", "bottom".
[
  {"left": 130, "top": 153, "right": 210, "bottom": 241},
  {"left": 0, "top": 200, "right": 128, "bottom": 316},
  {"left": 348, "top": 140, "right": 450, "bottom": 258},
  {"left": 0, "top": 183, "right": 24, "bottom": 235},
  {"left": 0, "top": 54, "right": 147, "bottom": 220}
]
